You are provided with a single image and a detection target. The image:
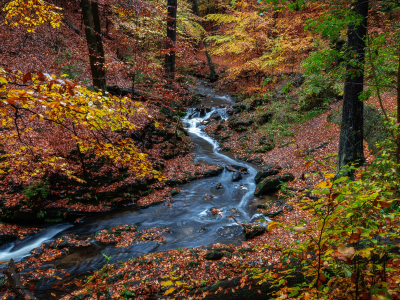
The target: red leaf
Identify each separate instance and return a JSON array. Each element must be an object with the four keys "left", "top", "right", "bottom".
[
  {"left": 349, "top": 233, "right": 360, "bottom": 242},
  {"left": 37, "top": 72, "right": 46, "bottom": 81},
  {"left": 23, "top": 72, "right": 32, "bottom": 84},
  {"left": 6, "top": 98, "right": 16, "bottom": 105}
]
